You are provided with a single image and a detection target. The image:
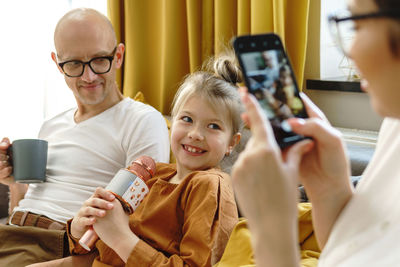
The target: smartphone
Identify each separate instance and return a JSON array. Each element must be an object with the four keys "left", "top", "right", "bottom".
[{"left": 233, "top": 33, "right": 309, "bottom": 148}]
